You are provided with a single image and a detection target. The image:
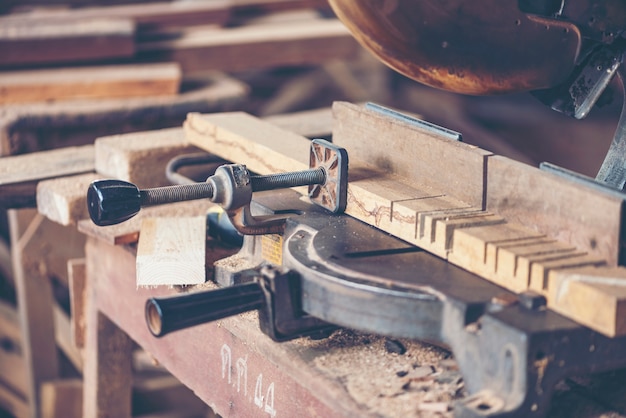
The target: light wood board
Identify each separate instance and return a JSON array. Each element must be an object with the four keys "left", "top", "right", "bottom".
[
  {"left": 36, "top": 173, "right": 103, "bottom": 226},
  {"left": 0, "top": 63, "right": 181, "bottom": 105},
  {"left": 0, "top": 145, "right": 94, "bottom": 208},
  {"left": 0, "top": 17, "right": 134, "bottom": 67},
  {"left": 137, "top": 18, "right": 360, "bottom": 74},
  {"left": 136, "top": 216, "right": 207, "bottom": 286},
  {"left": 94, "top": 127, "right": 199, "bottom": 189}
]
